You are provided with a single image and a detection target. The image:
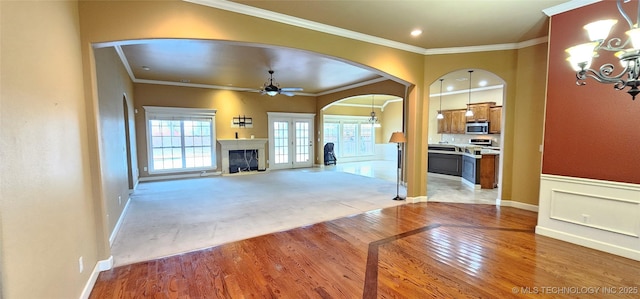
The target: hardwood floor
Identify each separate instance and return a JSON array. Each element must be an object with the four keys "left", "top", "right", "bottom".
[{"left": 90, "top": 203, "right": 640, "bottom": 298}]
